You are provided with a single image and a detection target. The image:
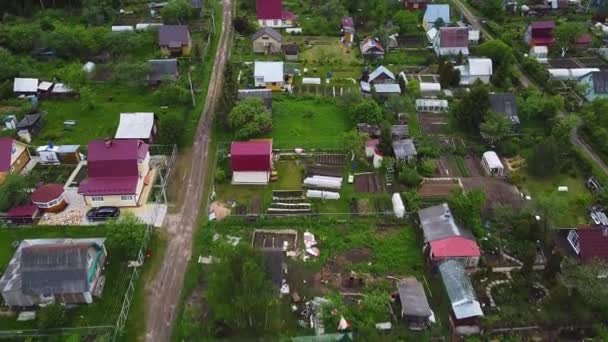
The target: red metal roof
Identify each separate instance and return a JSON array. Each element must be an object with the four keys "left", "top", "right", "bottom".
[
  {"left": 531, "top": 21, "right": 555, "bottom": 30},
  {"left": 7, "top": 204, "right": 39, "bottom": 218},
  {"left": 282, "top": 10, "right": 296, "bottom": 21},
  {"left": 31, "top": 184, "right": 65, "bottom": 204},
  {"left": 439, "top": 27, "right": 469, "bottom": 48},
  {"left": 578, "top": 228, "right": 608, "bottom": 263},
  {"left": 0, "top": 138, "right": 14, "bottom": 172},
  {"left": 430, "top": 236, "right": 480, "bottom": 258},
  {"left": 231, "top": 141, "right": 272, "bottom": 172},
  {"left": 78, "top": 177, "right": 138, "bottom": 196},
  {"left": 257, "top": 0, "right": 282, "bottom": 19}
]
